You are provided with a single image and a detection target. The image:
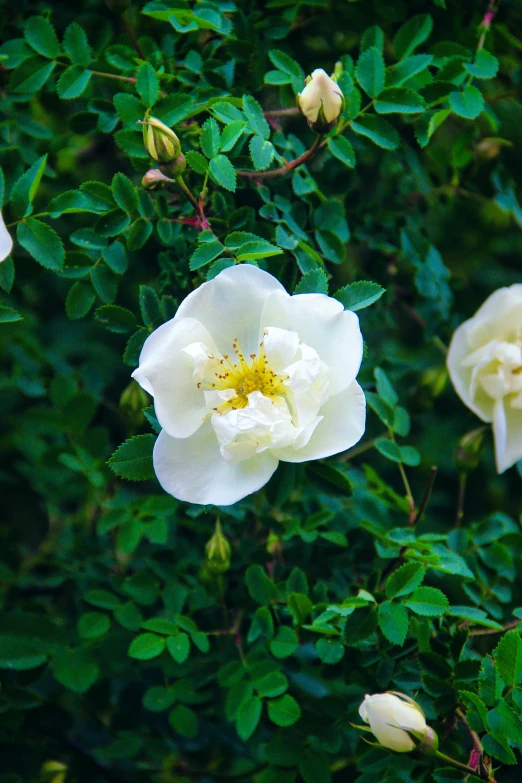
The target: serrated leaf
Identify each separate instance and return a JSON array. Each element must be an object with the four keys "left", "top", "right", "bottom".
[
  {"left": 136, "top": 62, "right": 159, "bottom": 106},
  {"left": 375, "top": 88, "right": 426, "bottom": 114},
  {"left": 77, "top": 612, "right": 110, "bottom": 639},
  {"left": 220, "top": 120, "right": 247, "bottom": 152},
  {"left": 249, "top": 135, "right": 275, "bottom": 170},
  {"left": 51, "top": 648, "right": 99, "bottom": 693},
  {"left": 267, "top": 695, "right": 301, "bottom": 727},
  {"left": 334, "top": 280, "right": 385, "bottom": 311},
  {"left": 166, "top": 633, "right": 190, "bottom": 664},
  {"left": 209, "top": 155, "right": 236, "bottom": 192},
  {"left": 57, "top": 65, "right": 92, "bottom": 99},
  {"left": 10, "top": 57, "right": 56, "bottom": 94},
  {"left": 128, "top": 632, "right": 166, "bottom": 660},
  {"left": 378, "top": 600, "right": 409, "bottom": 645},
  {"left": 386, "top": 54, "right": 433, "bottom": 87},
  {"left": 189, "top": 240, "right": 223, "bottom": 270},
  {"left": 127, "top": 218, "right": 153, "bottom": 250},
  {"left": 108, "top": 434, "right": 156, "bottom": 481},
  {"left": 464, "top": 49, "right": 499, "bottom": 79},
  {"left": 169, "top": 704, "right": 198, "bottom": 738},
  {"left": 25, "top": 16, "right": 60, "bottom": 59},
  {"left": 17, "top": 219, "right": 64, "bottom": 270},
  {"left": 405, "top": 587, "right": 449, "bottom": 616},
  {"left": 201, "top": 117, "right": 221, "bottom": 159},
  {"left": 386, "top": 562, "right": 425, "bottom": 598},
  {"left": 294, "top": 268, "right": 328, "bottom": 295},
  {"left": 351, "top": 116, "right": 400, "bottom": 150},
  {"left": 236, "top": 240, "right": 282, "bottom": 261},
  {"left": 65, "top": 280, "right": 96, "bottom": 319},
  {"left": 243, "top": 95, "right": 270, "bottom": 139},
  {"left": 236, "top": 695, "right": 262, "bottom": 740},
  {"left": 393, "top": 14, "right": 433, "bottom": 60},
  {"left": 269, "top": 626, "right": 298, "bottom": 659},
  {"left": 63, "top": 22, "right": 91, "bottom": 67},
  {"left": 493, "top": 630, "right": 522, "bottom": 686},
  {"left": 449, "top": 85, "right": 484, "bottom": 119},
  {"left": 11, "top": 154, "right": 47, "bottom": 218},
  {"left": 356, "top": 46, "right": 385, "bottom": 97},
  {"left": 185, "top": 150, "right": 209, "bottom": 174},
  {"left": 246, "top": 565, "right": 279, "bottom": 605},
  {"left": 112, "top": 172, "right": 138, "bottom": 213},
  {"left": 316, "top": 637, "right": 344, "bottom": 664},
  {"left": 328, "top": 136, "right": 356, "bottom": 168}
]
